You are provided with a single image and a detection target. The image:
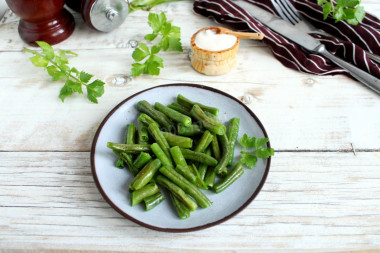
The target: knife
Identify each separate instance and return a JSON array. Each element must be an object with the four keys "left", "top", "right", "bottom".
[{"left": 235, "top": 1, "right": 380, "bottom": 95}]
